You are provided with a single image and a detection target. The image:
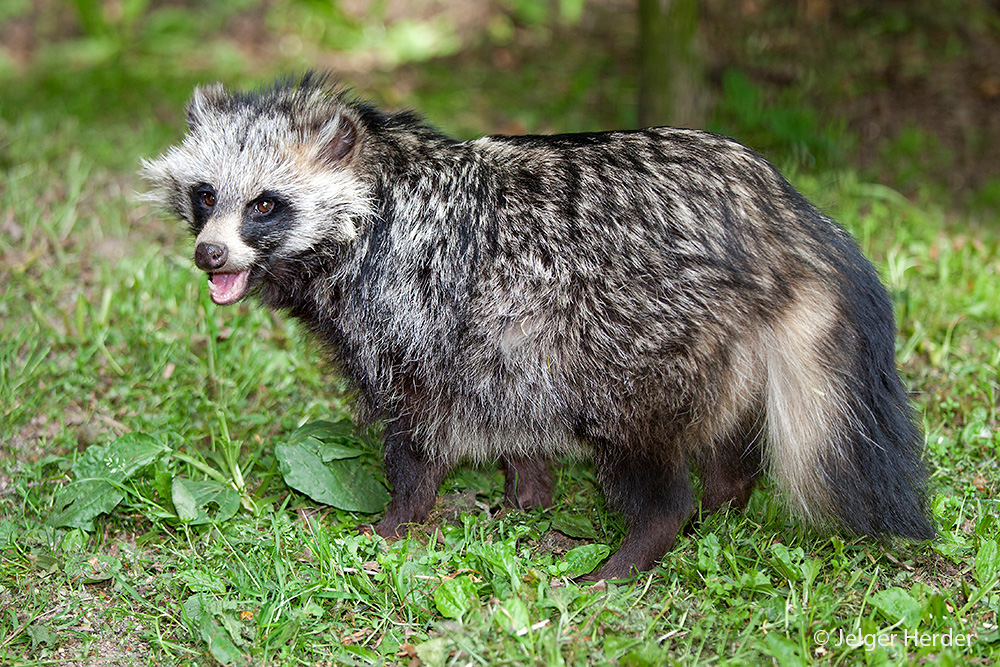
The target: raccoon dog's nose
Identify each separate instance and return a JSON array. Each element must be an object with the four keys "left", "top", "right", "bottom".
[{"left": 195, "top": 242, "right": 229, "bottom": 271}]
